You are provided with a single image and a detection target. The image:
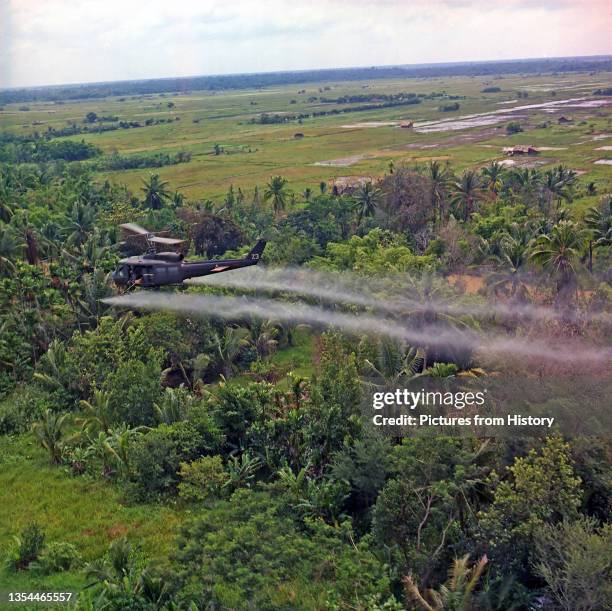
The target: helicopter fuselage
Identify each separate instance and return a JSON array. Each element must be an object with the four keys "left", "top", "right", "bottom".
[{"left": 111, "top": 240, "right": 266, "bottom": 289}]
